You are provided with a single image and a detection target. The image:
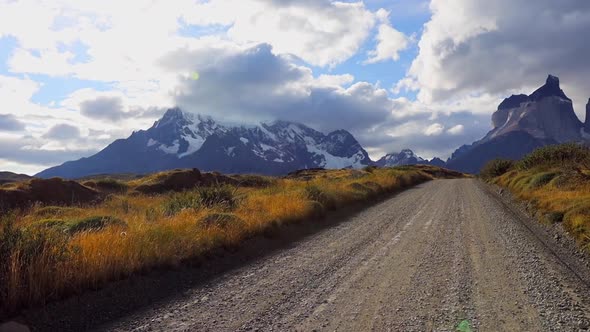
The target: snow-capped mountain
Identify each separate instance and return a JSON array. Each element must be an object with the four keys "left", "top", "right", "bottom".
[
  {"left": 37, "top": 108, "right": 372, "bottom": 178},
  {"left": 375, "top": 149, "right": 444, "bottom": 167}
]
